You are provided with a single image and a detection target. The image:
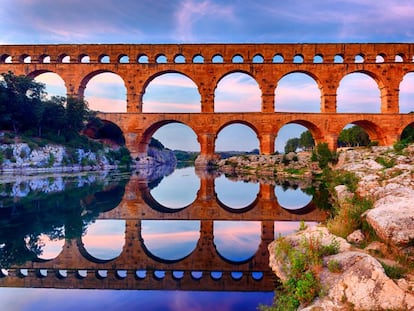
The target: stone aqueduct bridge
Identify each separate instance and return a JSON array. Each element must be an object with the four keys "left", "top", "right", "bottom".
[{"left": 1, "top": 43, "right": 414, "bottom": 160}]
